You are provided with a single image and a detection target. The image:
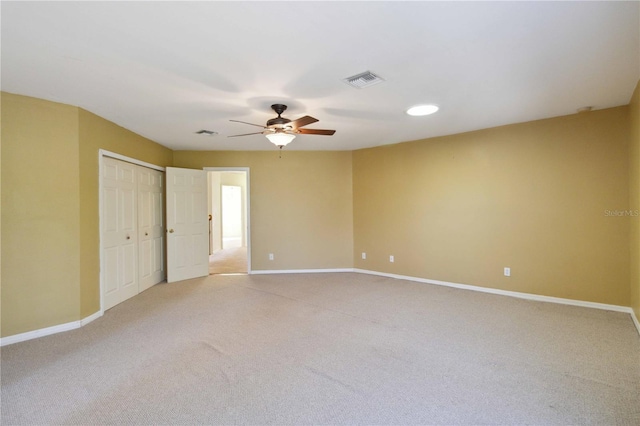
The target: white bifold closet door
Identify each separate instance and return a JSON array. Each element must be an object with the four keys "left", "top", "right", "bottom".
[
  {"left": 102, "top": 157, "right": 165, "bottom": 310},
  {"left": 138, "top": 166, "right": 165, "bottom": 292}
]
